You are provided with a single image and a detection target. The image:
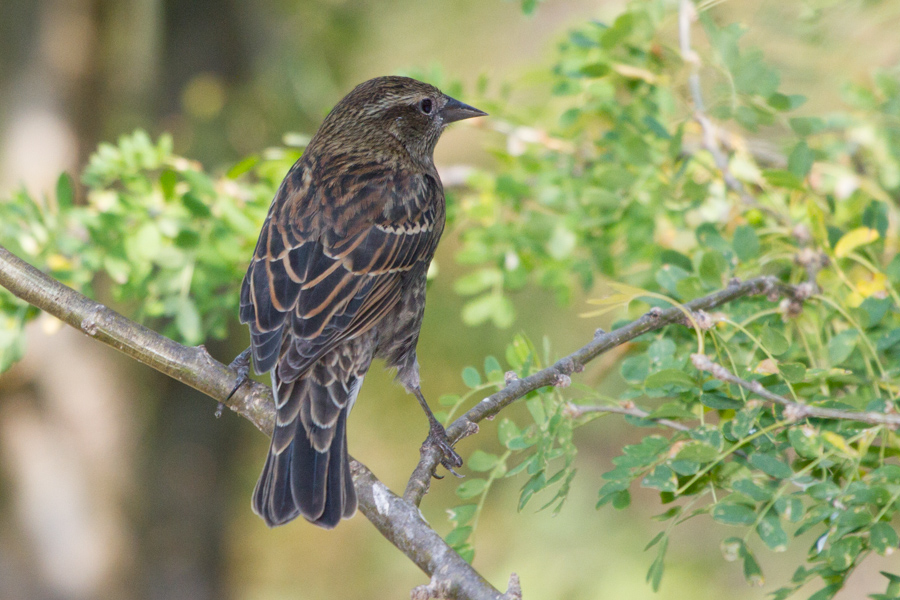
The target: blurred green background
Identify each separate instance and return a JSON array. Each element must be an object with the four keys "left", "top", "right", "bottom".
[{"left": 1, "top": 1, "right": 899, "bottom": 599}]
